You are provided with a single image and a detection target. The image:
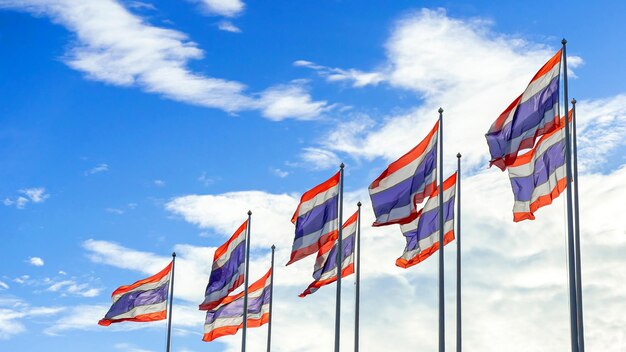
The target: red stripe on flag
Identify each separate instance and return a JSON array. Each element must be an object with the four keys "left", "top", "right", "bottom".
[
  {"left": 98, "top": 310, "right": 167, "bottom": 326},
  {"left": 395, "top": 231, "right": 455, "bottom": 269},
  {"left": 109, "top": 261, "right": 172, "bottom": 298},
  {"left": 202, "top": 312, "right": 270, "bottom": 342},
  {"left": 291, "top": 172, "right": 340, "bottom": 224}
]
